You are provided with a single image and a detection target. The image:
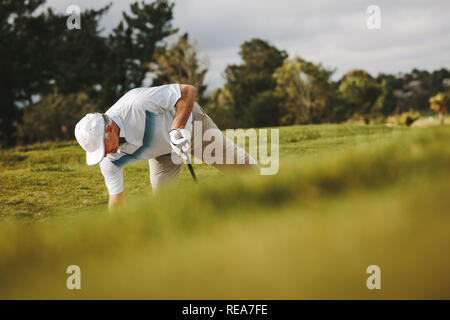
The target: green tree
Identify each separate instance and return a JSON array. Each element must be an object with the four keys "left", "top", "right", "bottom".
[
  {"left": 1, "top": 0, "right": 54, "bottom": 146},
  {"left": 377, "top": 68, "right": 450, "bottom": 114},
  {"left": 101, "top": 0, "right": 177, "bottom": 110},
  {"left": 150, "top": 33, "right": 208, "bottom": 105},
  {"left": 205, "top": 88, "right": 236, "bottom": 129},
  {"left": 50, "top": 5, "right": 112, "bottom": 97},
  {"left": 273, "top": 56, "right": 335, "bottom": 125},
  {"left": 373, "top": 80, "right": 396, "bottom": 117},
  {"left": 17, "top": 89, "right": 97, "bottom": 144},
  {"left": 223, "top": 38, "right": 287, "bottom": 127},
  {"left": 429, "top": 92, "right": 449, "bottom": 125},
  {"left": 338, "top": 70, "right": 384, "bottom": 124}
]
